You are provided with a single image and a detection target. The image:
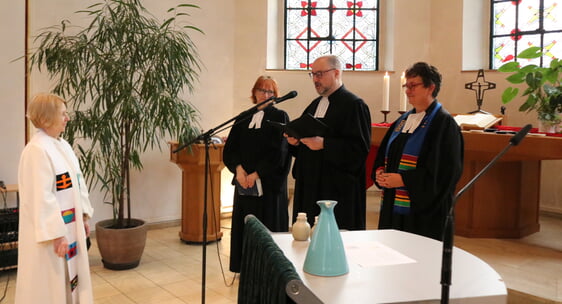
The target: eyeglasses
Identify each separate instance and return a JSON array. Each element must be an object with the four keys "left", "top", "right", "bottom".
[
  {"left": 308, "top": 68, "right": 335, "bottom": 79},
  {"left": 402, "top": 82, "right": 424, "bottom": 90},
  {"left": 256, "top": 88, "right": 275, "bottom": 95}
]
